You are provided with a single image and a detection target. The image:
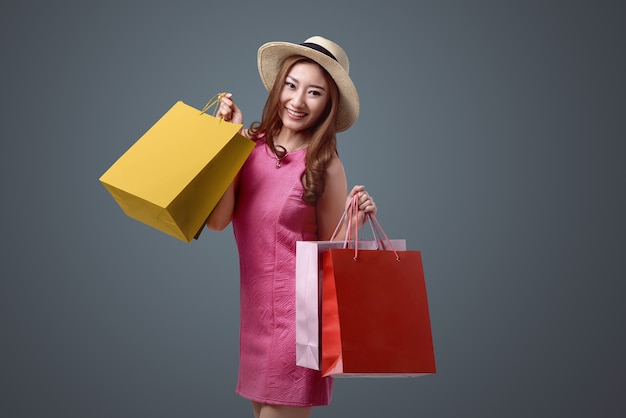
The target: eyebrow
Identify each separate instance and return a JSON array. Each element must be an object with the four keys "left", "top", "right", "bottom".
[{"left": 286, "top": 75, "right": 326, "bottom": 91}]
